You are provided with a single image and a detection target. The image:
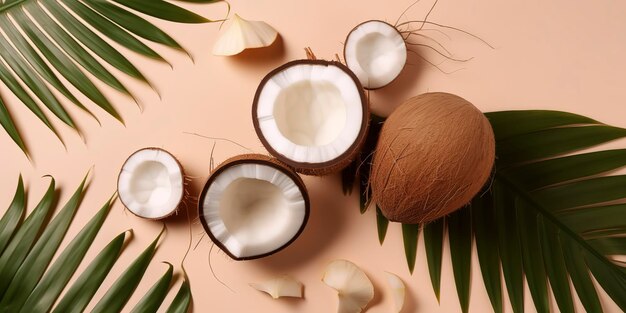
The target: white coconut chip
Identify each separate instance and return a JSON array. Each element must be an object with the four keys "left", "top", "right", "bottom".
[
  {"left": 250, "top": 275, "right": 303, "bottom": 299},
  {"left": 118, "top": 148, "right": 184, "bottom": 219},
  {"left": 201, "top": 163, "right": 306, "bottom": 259},
  {"left": 255, "top": 62, "right": 364, "bottom": 164},
  {"left": 344, "top": 20, "right": 407, "bottom": 89},
  {"left": 212, "top": 14, "right": 278, "bottom": 56},
  {"left": 322, "top": 260, "right": 374, "bottom": 313}
]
